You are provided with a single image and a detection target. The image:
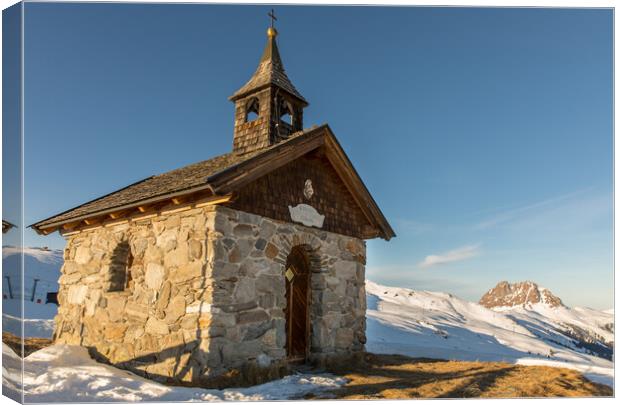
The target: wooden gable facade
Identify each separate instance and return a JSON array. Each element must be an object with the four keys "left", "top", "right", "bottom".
[
  {"left": 231, "top": 151, "right": 369, "bottom": 239},
  {"left": 222, "top": 125, "right": 393, "bottom": 240}
]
